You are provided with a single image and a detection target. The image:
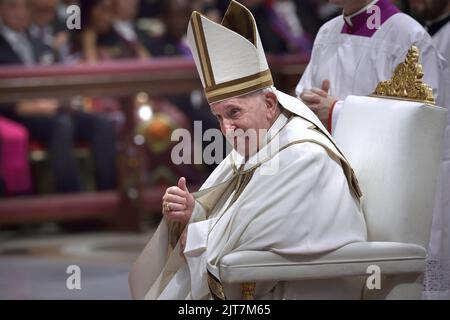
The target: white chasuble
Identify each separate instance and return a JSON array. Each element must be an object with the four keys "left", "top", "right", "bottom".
[{"left": 129, "top": 95, "right": 367, "bottom": 300}]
